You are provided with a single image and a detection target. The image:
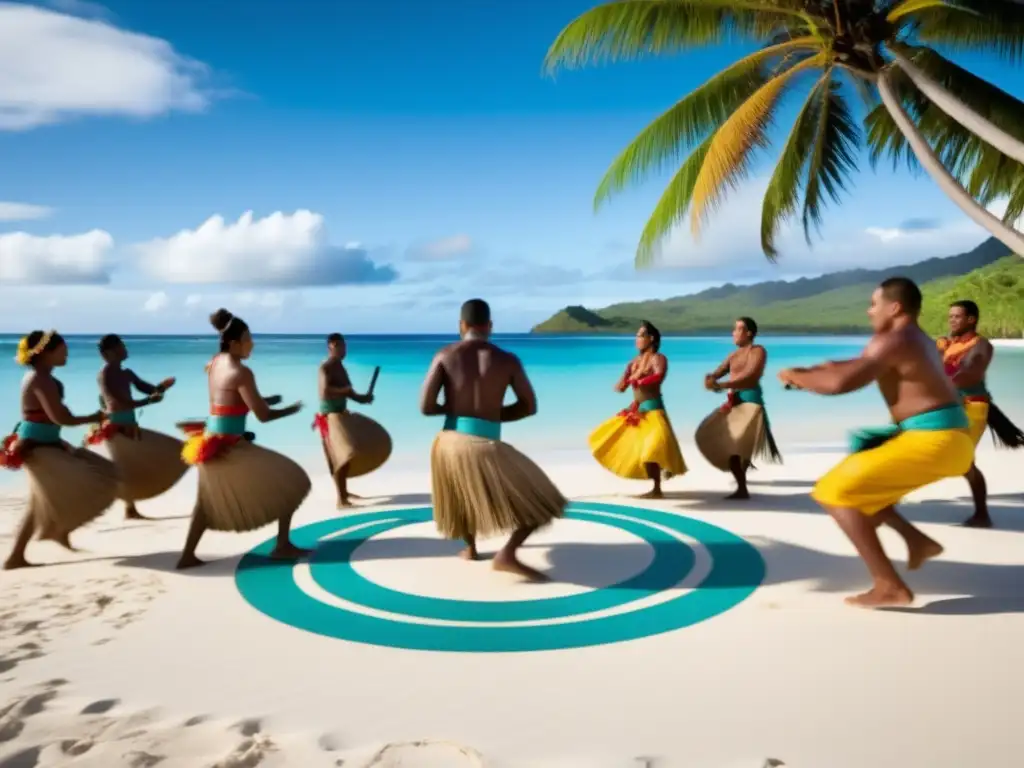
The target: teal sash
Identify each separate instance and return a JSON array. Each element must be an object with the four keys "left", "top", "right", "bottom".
[
  {"left": 848, "top": 404, "right": 969, "bottom": 454},
  {"left": 206, "top": 414, "right": 247, "bottom": 435},
  {"left": 958, "top": 383, "right": 990, "bottom": 399},
  {"left": 443, "top": 415, "right": 501, "bottom": 441},
  {"left": 637, "top": 397, "right": 664, "bottom": 413},
  {"left": 320, "top": 399, "right": 346, "bottom": 414},
  {"left": 734, "top": 385, "right": 764, "bottom": 406},
  {"left": 15, "top": 421, "right": 61, "bottom": 443},
  {"left": 108, "top": 409, "right": 137, "bottom": 426}
]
